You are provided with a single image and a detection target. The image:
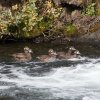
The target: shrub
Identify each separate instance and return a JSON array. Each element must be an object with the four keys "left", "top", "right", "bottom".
[
  {"left": 64, "top": 23, "right": 78, "bottom": 37},
  {"left": 83, "top": 3, "right": 96, "bottom": 16},
  {"left": 0, "top": 0, "right": 63, "bottom": 38}
]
